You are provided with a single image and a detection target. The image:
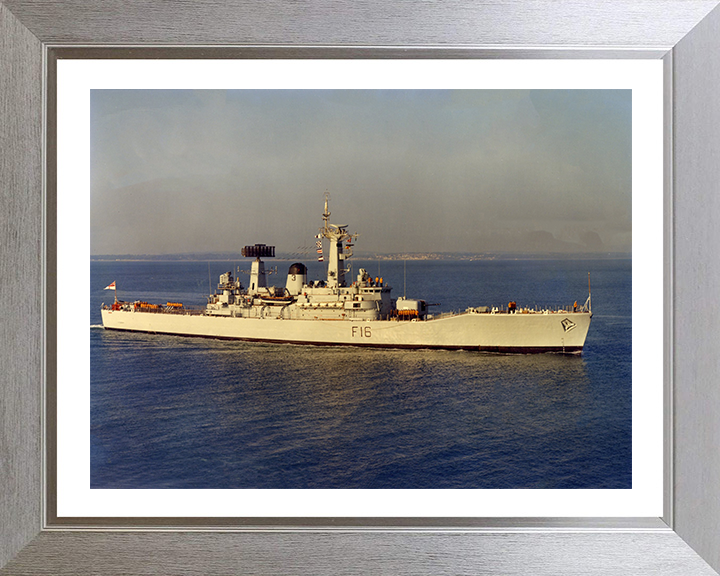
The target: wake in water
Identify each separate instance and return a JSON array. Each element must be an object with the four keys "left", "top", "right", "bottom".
[{"left": 90, "top": 324, "right": 104, "bottom": 329}]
